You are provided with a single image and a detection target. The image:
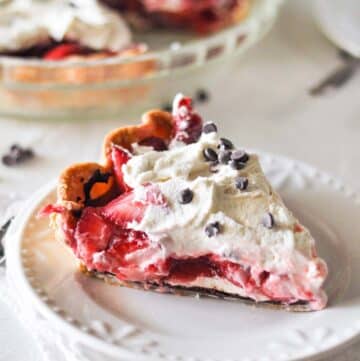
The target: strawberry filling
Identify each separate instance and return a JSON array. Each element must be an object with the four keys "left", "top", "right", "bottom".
[
  {"left": 43, "top": 43, "right": 88, "bottom": 60},
  {"left": 42, "top": 42, "right": 116, "bottom": 61},
  {"left": 65, "top": 190, "right": 313, "bottom": 304},
  {"left": 72, "top": 204, "right": 309, "bottom": 303}
]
